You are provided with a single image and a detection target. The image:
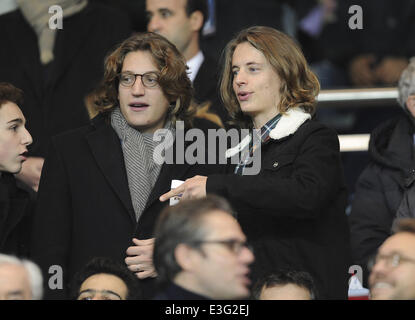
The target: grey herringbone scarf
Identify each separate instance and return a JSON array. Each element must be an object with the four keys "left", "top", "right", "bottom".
[{"left": 111, "top": 108, "right": 170, "bottom": 221}]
